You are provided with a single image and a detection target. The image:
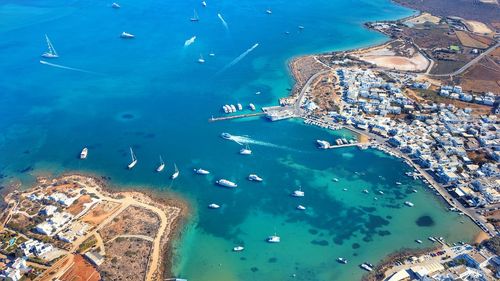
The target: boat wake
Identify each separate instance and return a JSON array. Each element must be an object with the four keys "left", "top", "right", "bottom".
[
  {"left": 217, "top": 13, "right": 229, "bottom": 30},
  {"left": 184, "top": 36, "right": 197, "bottom": 47},
  {"left": 227, "top": 134, "right": 292, "bottom": 150},
  {"left": 39, "top": 60, "right": 102, "bottom": 75},
  {"left": 216, "top": 43, "right": 259, "bottom": 75}
]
